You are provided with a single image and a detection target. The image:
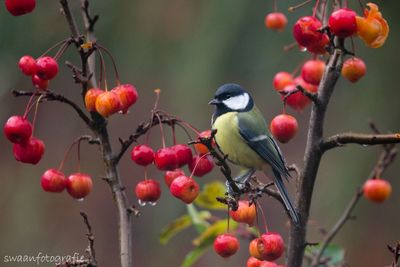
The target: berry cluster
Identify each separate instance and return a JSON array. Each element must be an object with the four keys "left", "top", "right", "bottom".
[
  {"left": 85, "top": 84, "right": 138, "bottom": 117},
  {"left": 19, "top": 55, "right": 59, "bottom": 90},
  {"left": 264, "top": 2, "right": 389, "bottom": 145},
  {"left": 131, "top": 129, "right": 215, "bottom": 206}
]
